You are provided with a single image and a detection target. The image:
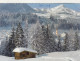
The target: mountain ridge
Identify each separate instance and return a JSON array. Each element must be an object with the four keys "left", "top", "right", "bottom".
[
  {"left": 0, "top": 4, "right": 35, "bottom": 13},
  {"left": 34, "top": 4, "right": 80, "bottom": 19}
]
